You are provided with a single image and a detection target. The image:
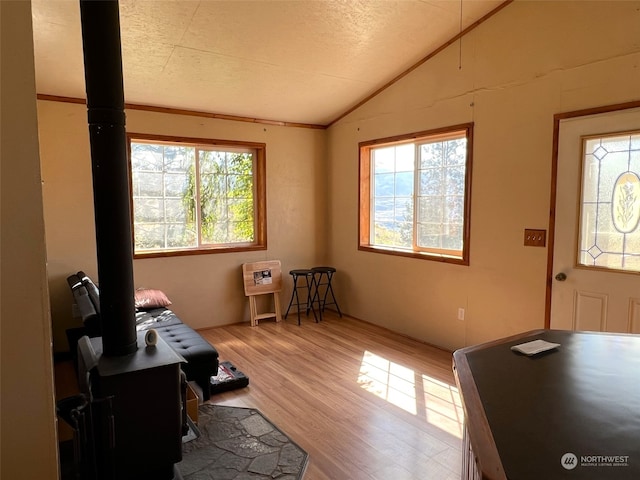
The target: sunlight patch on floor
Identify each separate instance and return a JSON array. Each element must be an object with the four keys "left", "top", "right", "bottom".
[
  {"left": 358, "top": 350, "right": 464, "bottom": 438},
  {"left": 422, "top": 375, "right": 464, "bottom": 438},
  {"left": 358, "top": 351, "right": 417, "bottom": 414}
]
